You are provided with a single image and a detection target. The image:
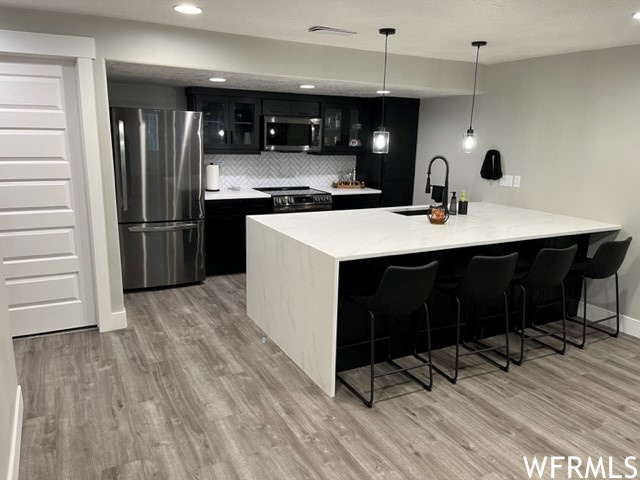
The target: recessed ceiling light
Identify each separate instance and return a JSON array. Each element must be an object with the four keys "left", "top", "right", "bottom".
[
  {"left": 209, "top": 77, "right": 226, "bottom": 82},
  {"left": 633, "top": 11, "right": 640, "bottom": 20},
  {"left": 376, "top": 89, "right": 391, "bottom": 95},
  {"left": 174, "top": 4, "right": 203, "bottom": 14},
  {"left": 300, "top": 84, "right": 315, "bottom": 89}
]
